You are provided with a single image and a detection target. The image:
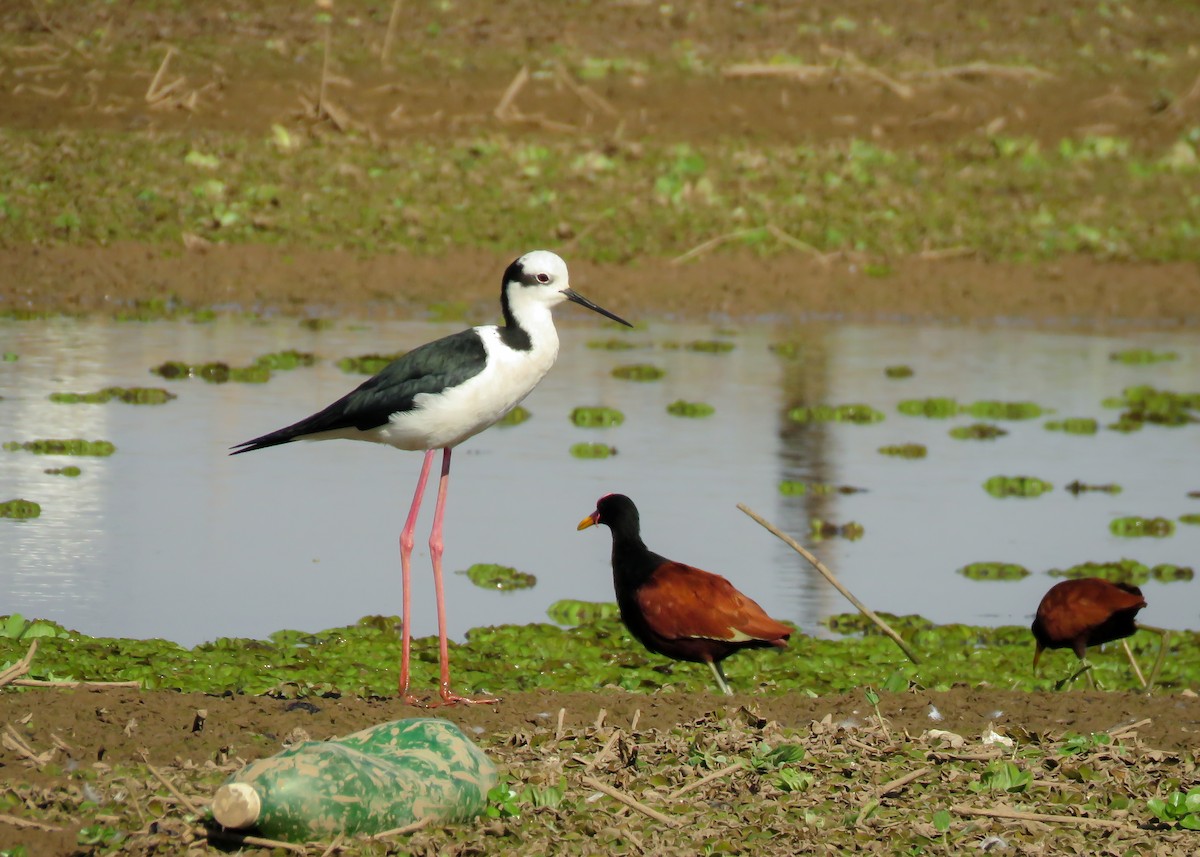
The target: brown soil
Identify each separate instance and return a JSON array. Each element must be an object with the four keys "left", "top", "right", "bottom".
[{"left": 3, "top": 684, "right": 1197, "bottom": 855}]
